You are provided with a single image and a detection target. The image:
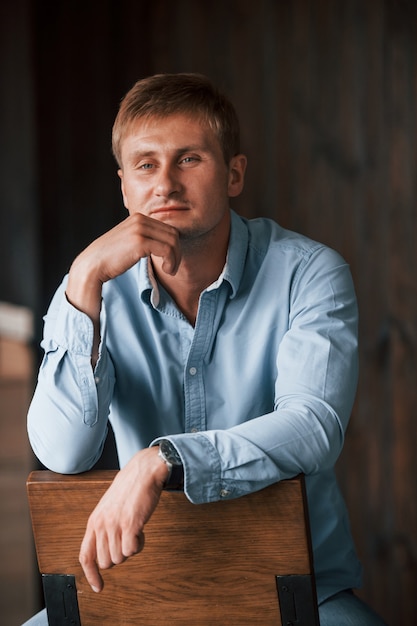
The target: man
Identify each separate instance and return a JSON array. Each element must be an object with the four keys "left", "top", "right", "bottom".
[{"left": 27, "top": 73, "right": 385, "bottom": 624}]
